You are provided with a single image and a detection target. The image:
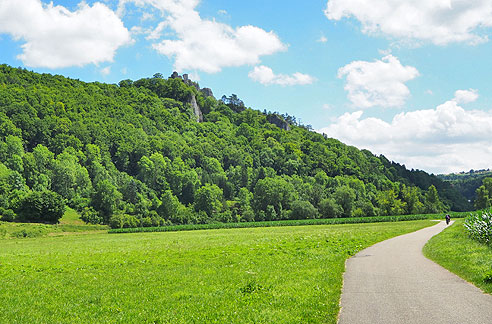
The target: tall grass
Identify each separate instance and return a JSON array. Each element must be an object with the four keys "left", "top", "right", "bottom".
[{"left": 464, "top": 210, "right": 492, "bottom": 245}]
